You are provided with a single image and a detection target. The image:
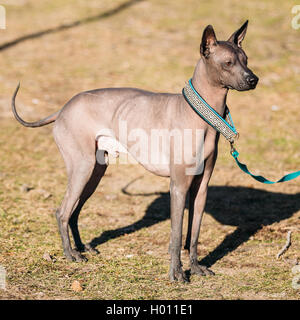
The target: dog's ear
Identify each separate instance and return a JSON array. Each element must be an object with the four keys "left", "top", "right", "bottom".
[
  {"left": 228, "top": 20, "right": 248, "bottom": 48},
  {"left": 200, "top": 25, "right": 217, "bottom": 58}
]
